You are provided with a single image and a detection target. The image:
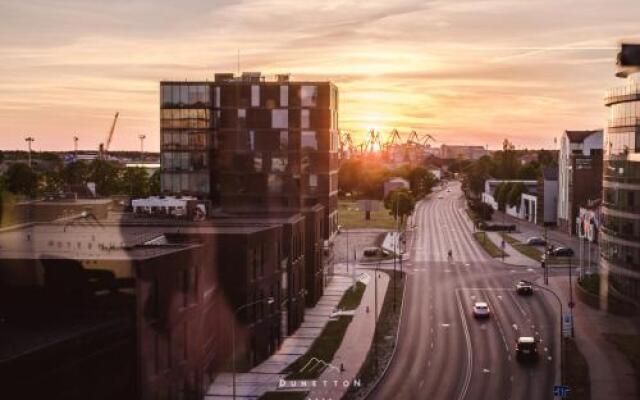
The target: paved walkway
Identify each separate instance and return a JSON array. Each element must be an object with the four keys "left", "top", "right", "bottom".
[
  {"left": 206, "top": 263, "right": 388, "bottom": 399},
  {"left": 549, "top": 277, "right": 639, "bottom": 400},
  {"left": 484, "top": 231, "right": 539, "bottom": 268}
]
